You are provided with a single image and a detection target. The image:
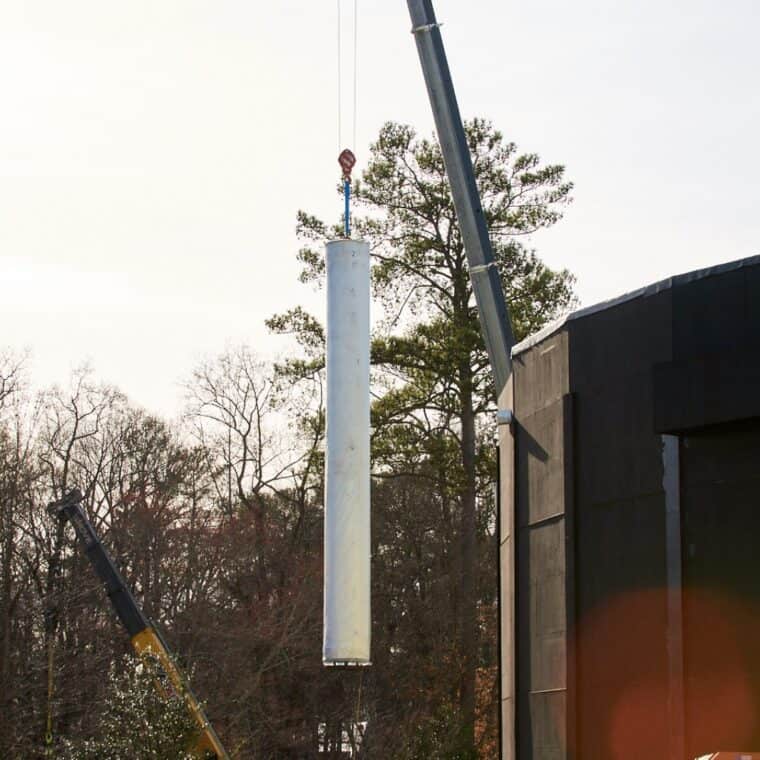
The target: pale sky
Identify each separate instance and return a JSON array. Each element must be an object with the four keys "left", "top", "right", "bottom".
[{"left": 2, "top": 0, "right": 758, "bottom": 415}]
